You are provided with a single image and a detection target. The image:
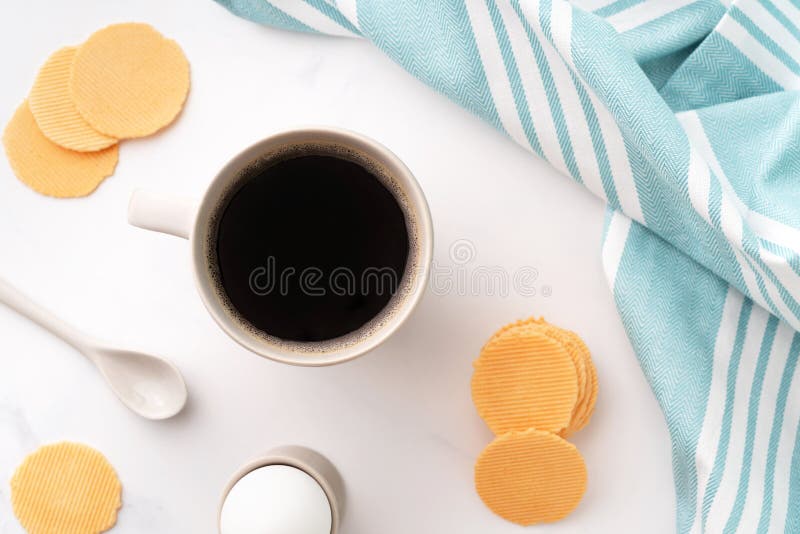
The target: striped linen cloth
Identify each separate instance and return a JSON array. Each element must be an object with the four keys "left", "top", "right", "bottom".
[{"left": 213, "top": 0, "right": 800, "bottom": 531}]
